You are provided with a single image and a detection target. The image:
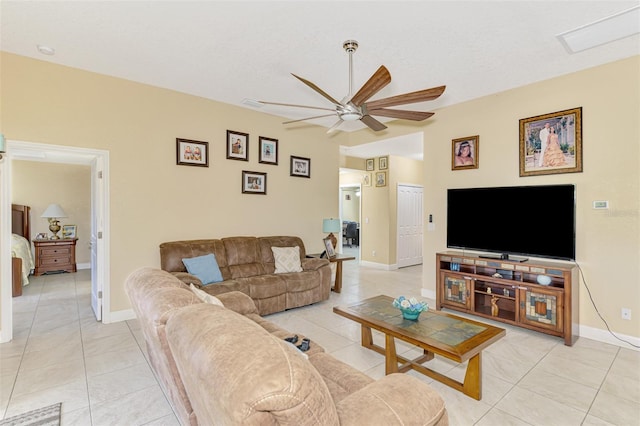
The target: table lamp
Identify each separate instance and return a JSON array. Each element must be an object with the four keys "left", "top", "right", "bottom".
[
  {"left": 41, "top": 203, "right": 67, "bottom": 239},
  {"left": 322, "top": 218, "right": 341, "bottom": 249}
]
